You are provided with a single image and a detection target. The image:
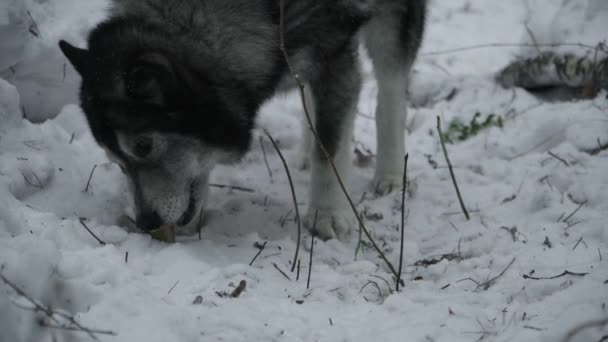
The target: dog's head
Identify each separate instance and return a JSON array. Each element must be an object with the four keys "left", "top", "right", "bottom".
[{"left": 59, "top": 18, "right": 257, "bottom": 233}]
